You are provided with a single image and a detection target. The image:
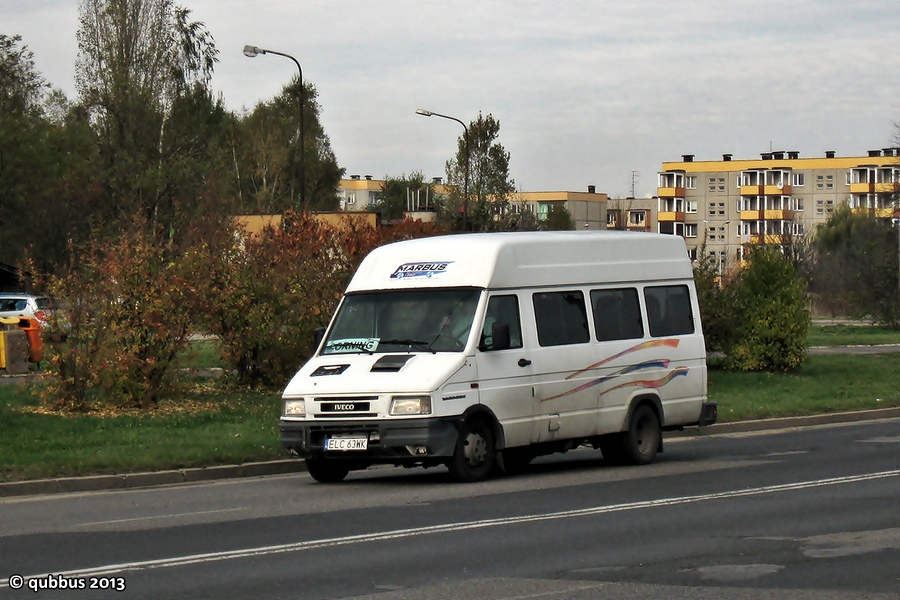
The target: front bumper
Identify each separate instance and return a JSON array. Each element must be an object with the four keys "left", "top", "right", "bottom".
[{"left": 280, "top": 416, "right": 462, "bottom": 460}]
